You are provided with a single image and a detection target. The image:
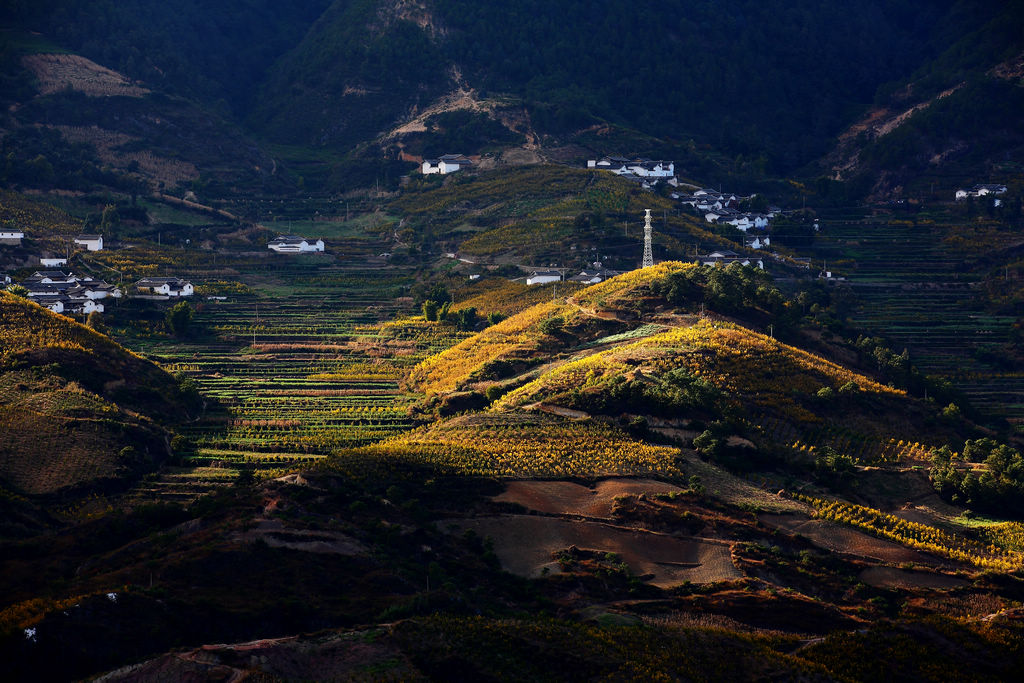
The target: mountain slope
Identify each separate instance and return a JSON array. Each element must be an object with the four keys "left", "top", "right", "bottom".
[
  {"left": 0, "top": 292, "right": 195, "bottom": 497},
  {"left": 825, "top": 0, "right": 1024, "bottom": 194},
  {"left": 397, "top": 263, "right": 969, "bottom": 480},
  {"left": 2, "top": 0, "right": 331, "bottom": 116},
  {"left": 246, "top": 0, "right": 967, "bottom": 170},
  {"left": 5, "top": 0, "right": 1013, "bottom": 184}
]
